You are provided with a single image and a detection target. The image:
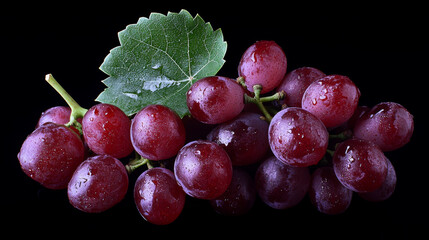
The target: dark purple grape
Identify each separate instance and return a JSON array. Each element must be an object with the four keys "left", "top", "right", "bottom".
[
  {"left": 68, "top": 155, "right": 128, "bottom": 213},
  {"left": 18, "top": 123, "right": 85, "bottom": 189},
  {"left": 131, "top": 104, "right": 186, "bottom": 161},
  {"left": 134, "top": 167, "right": 186, "bottom": 225},
  {"left": 255, "top": 156, "right": 310, "bottom": 209},
  {"left": 302, "top": 75, "right": 360, "bottom": 128},
  {"left": 174, "top": 140, "right": 233, "bottom": 199},
  {"left": 207, "top": 112, "right": 269, "bottom": 166},
  {"left": 333, "top": 138, "right": 387, "bottom": 192},
  {"left": 238, "top": 40, "right": 287, "bottom": 94},
  {"left": 276, "top": 67, "right": 326, "bottom": 107},
  {"left": 353, "top": 102, "right": 414, "bottom": 151},
  {"left": 186, "top": 76, "right": 245, "bottom": 124},
  {"left": 82, "top": 103, "right": 133, "bottom": 158},
  {"left": 36, "top": 106, "right": 71, "bottom": 128},
  {"left": 210, "top": 168, "right": 256, "bottom": 216},
  {"left": 359, "top": 158, "right": 396, "bottom": 201},
  {"left": 309, "top": 167, "right": 353, "bottom": 215},
  {"left": 268, "top": 107, "right": 329, "bottom": 167}
]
